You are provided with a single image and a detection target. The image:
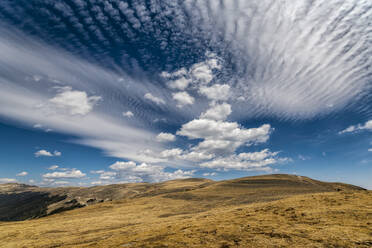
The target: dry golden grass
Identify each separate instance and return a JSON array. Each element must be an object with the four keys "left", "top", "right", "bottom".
[{"left": 0, "top": 176, "right": 371, "bottom": 248}]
